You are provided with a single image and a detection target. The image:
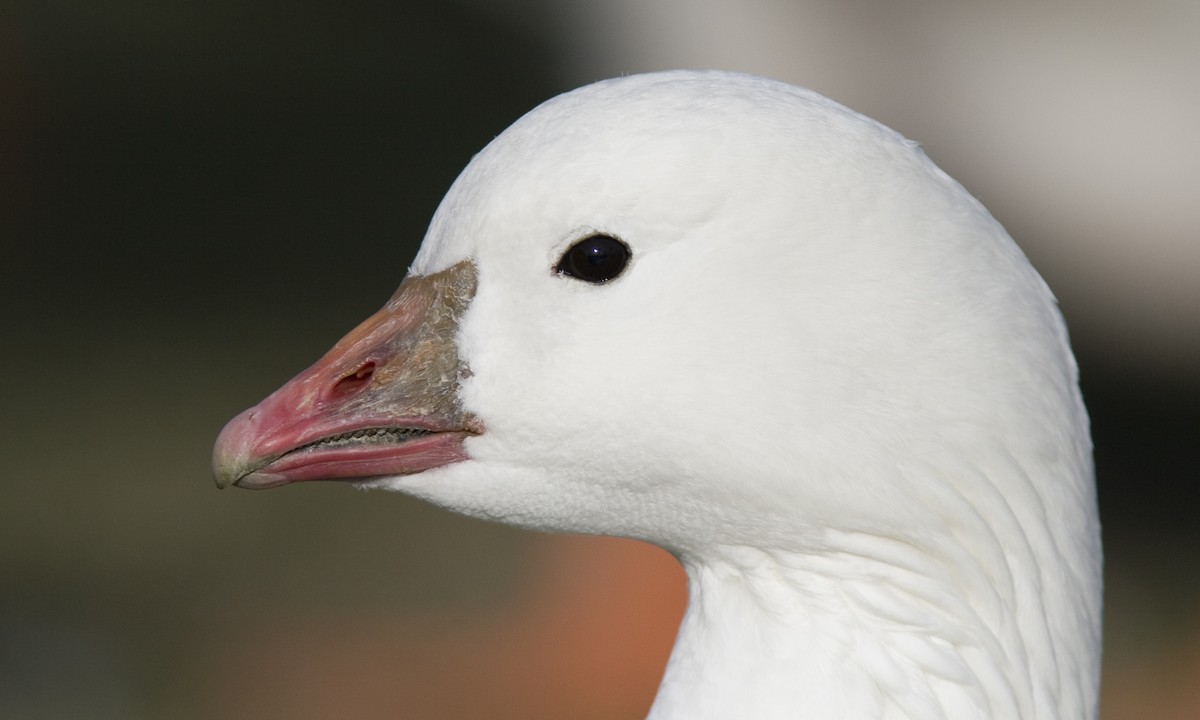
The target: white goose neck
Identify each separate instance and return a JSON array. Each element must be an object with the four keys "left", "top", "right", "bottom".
[{"left": 648, "top": 535, "right": 1052, "bottom": 720}]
